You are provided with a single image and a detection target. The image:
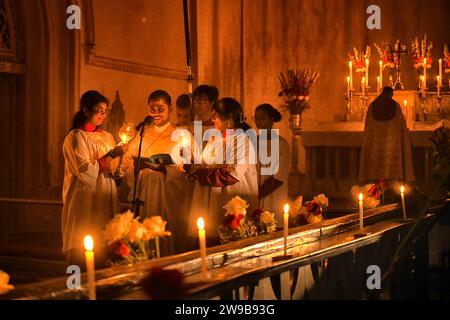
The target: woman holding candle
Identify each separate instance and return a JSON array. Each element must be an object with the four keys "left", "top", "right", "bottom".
[{"left": 62, "top": 91, "right": 128, "bottom": 266}]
